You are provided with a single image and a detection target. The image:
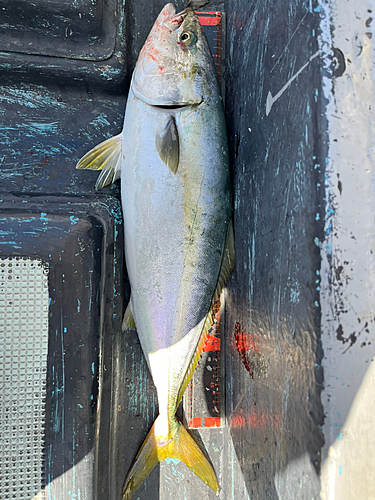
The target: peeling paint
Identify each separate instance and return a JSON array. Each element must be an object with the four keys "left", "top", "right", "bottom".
[{"left": 319, "top": 0, "right": 375, "bottom": 496}]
